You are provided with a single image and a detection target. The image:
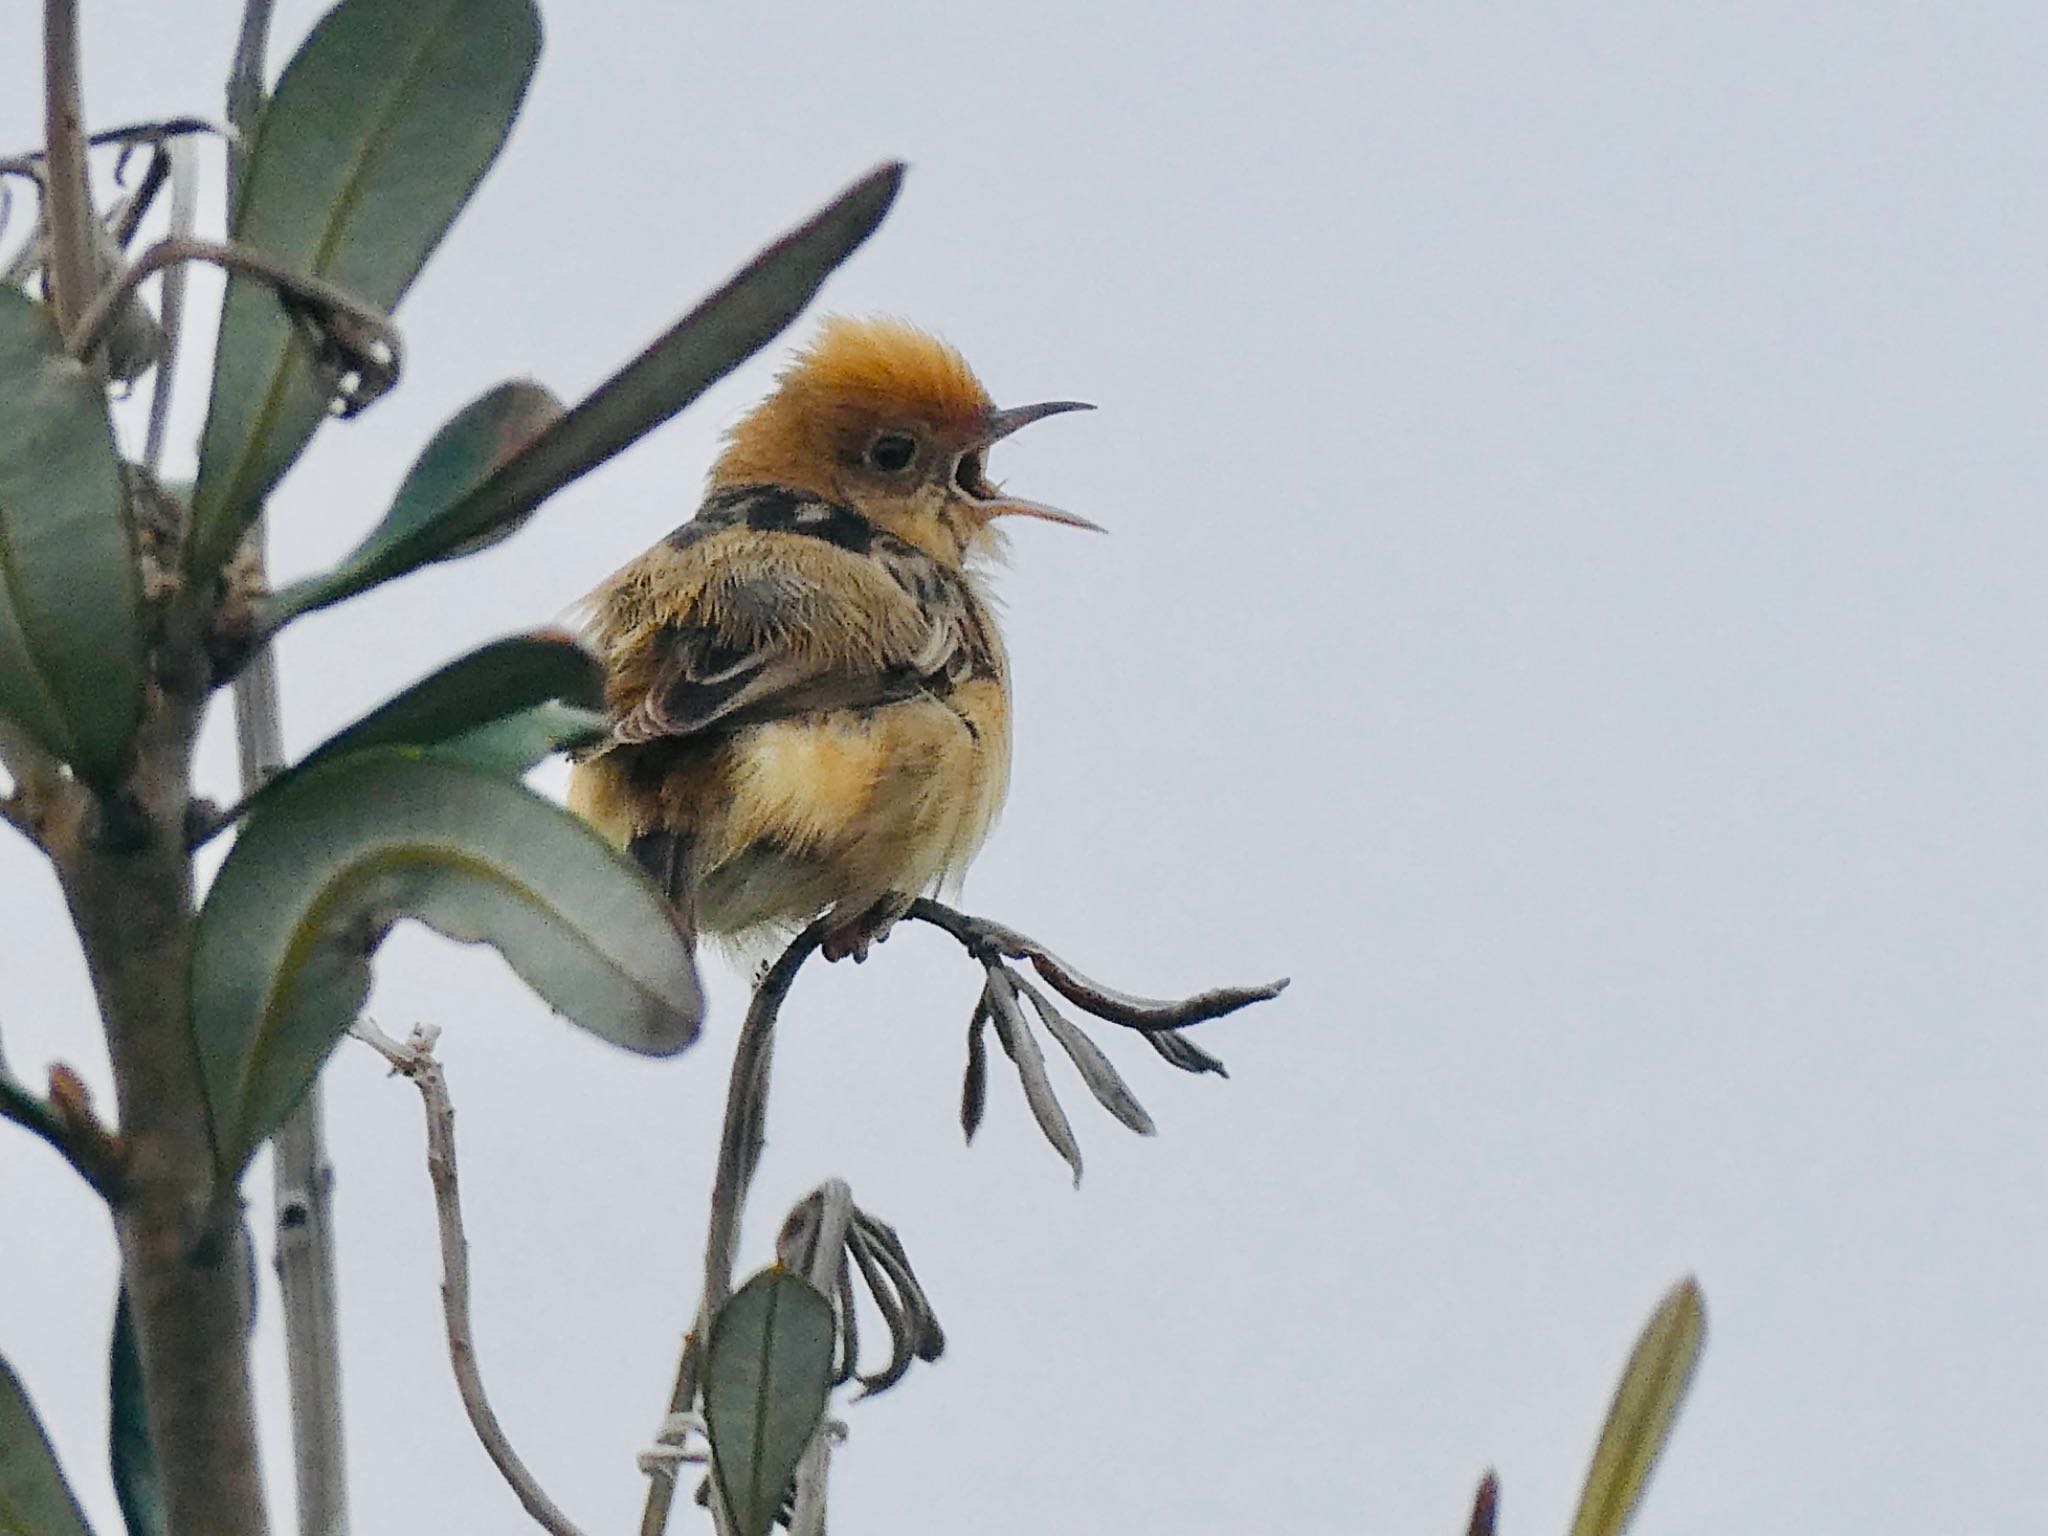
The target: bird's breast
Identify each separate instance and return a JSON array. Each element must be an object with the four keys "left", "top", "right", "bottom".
[{"left": 713, "top": 677, "right": 1010, "bottom": 908}]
